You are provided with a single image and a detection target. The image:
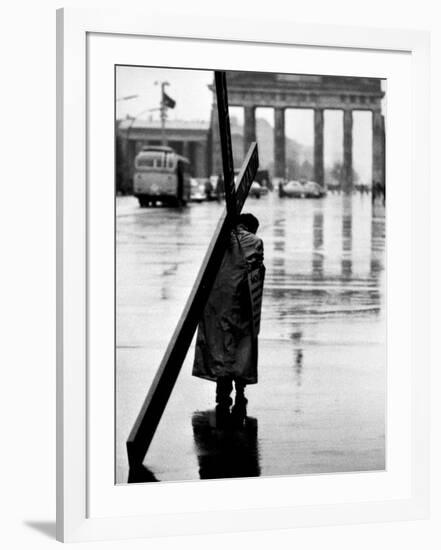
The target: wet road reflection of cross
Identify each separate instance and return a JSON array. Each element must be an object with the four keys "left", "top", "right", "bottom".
[{"left": 126, "top": 71, "right": 259, "bottom": 469}]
